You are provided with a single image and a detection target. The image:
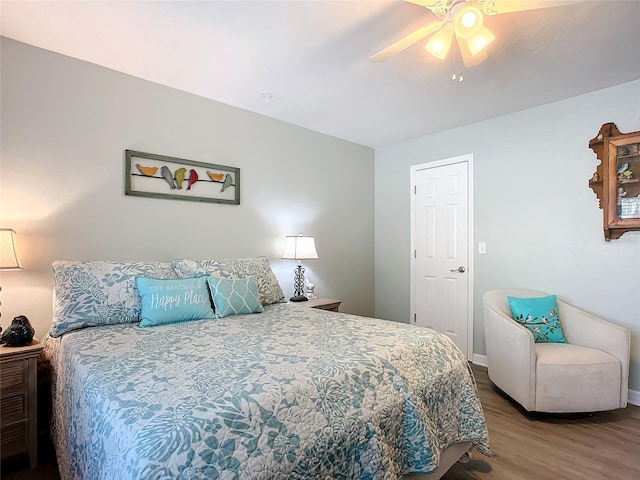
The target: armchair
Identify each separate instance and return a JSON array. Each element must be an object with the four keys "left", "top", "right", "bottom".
[{"left": 483, "top": 289, "right": 630, "bottom": 413}]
